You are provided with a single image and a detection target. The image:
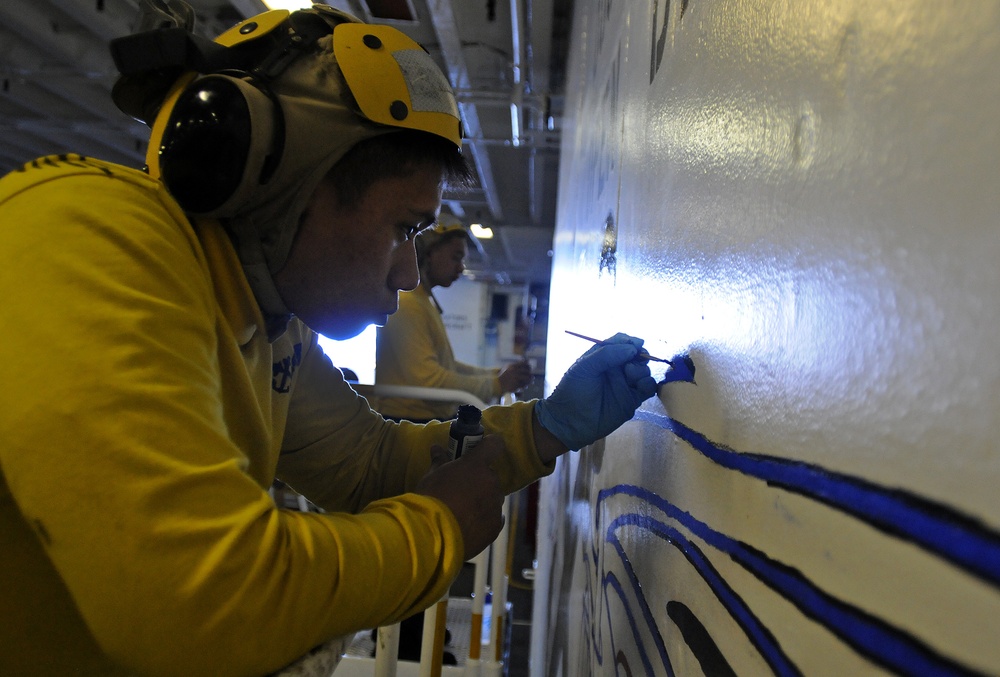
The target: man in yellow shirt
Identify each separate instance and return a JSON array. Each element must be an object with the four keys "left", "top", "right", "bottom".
[
  {"left": 375, "top": 219, "right": 533, "bottom": 422},
  {"left": 0, "top": 5, "right": 658, "bottom": 676}
]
